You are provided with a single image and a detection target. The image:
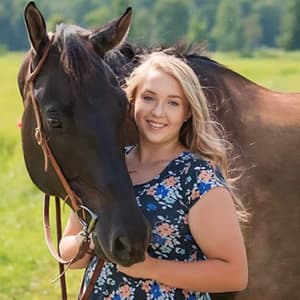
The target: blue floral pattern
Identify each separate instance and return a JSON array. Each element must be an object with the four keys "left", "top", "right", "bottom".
[{"left": 84, "top": 151, "right": 226, "bottom": 299}]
